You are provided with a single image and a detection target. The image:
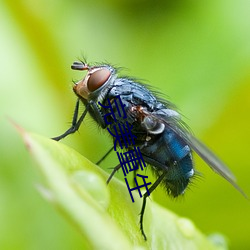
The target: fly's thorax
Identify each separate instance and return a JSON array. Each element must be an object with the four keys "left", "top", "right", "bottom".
[{"left": 73, "top": 64, "right": 117, "bottom": 103}]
